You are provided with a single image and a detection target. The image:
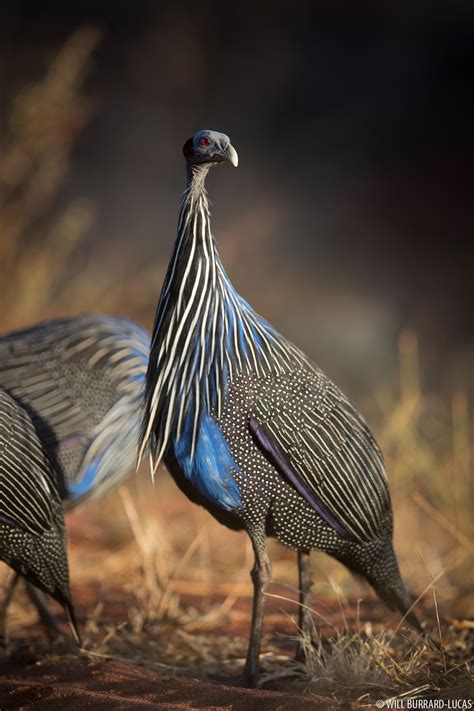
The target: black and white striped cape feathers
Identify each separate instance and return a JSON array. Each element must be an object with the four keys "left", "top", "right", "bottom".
[
  {"left": 140, "top": 175, "right": 390, "bottom": 543},
  {"left": 0, "top": 388, "right": 59, "bottom": 535},
  {"left": 0, "top": 387, "right": 78, "bottom": 633}
]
